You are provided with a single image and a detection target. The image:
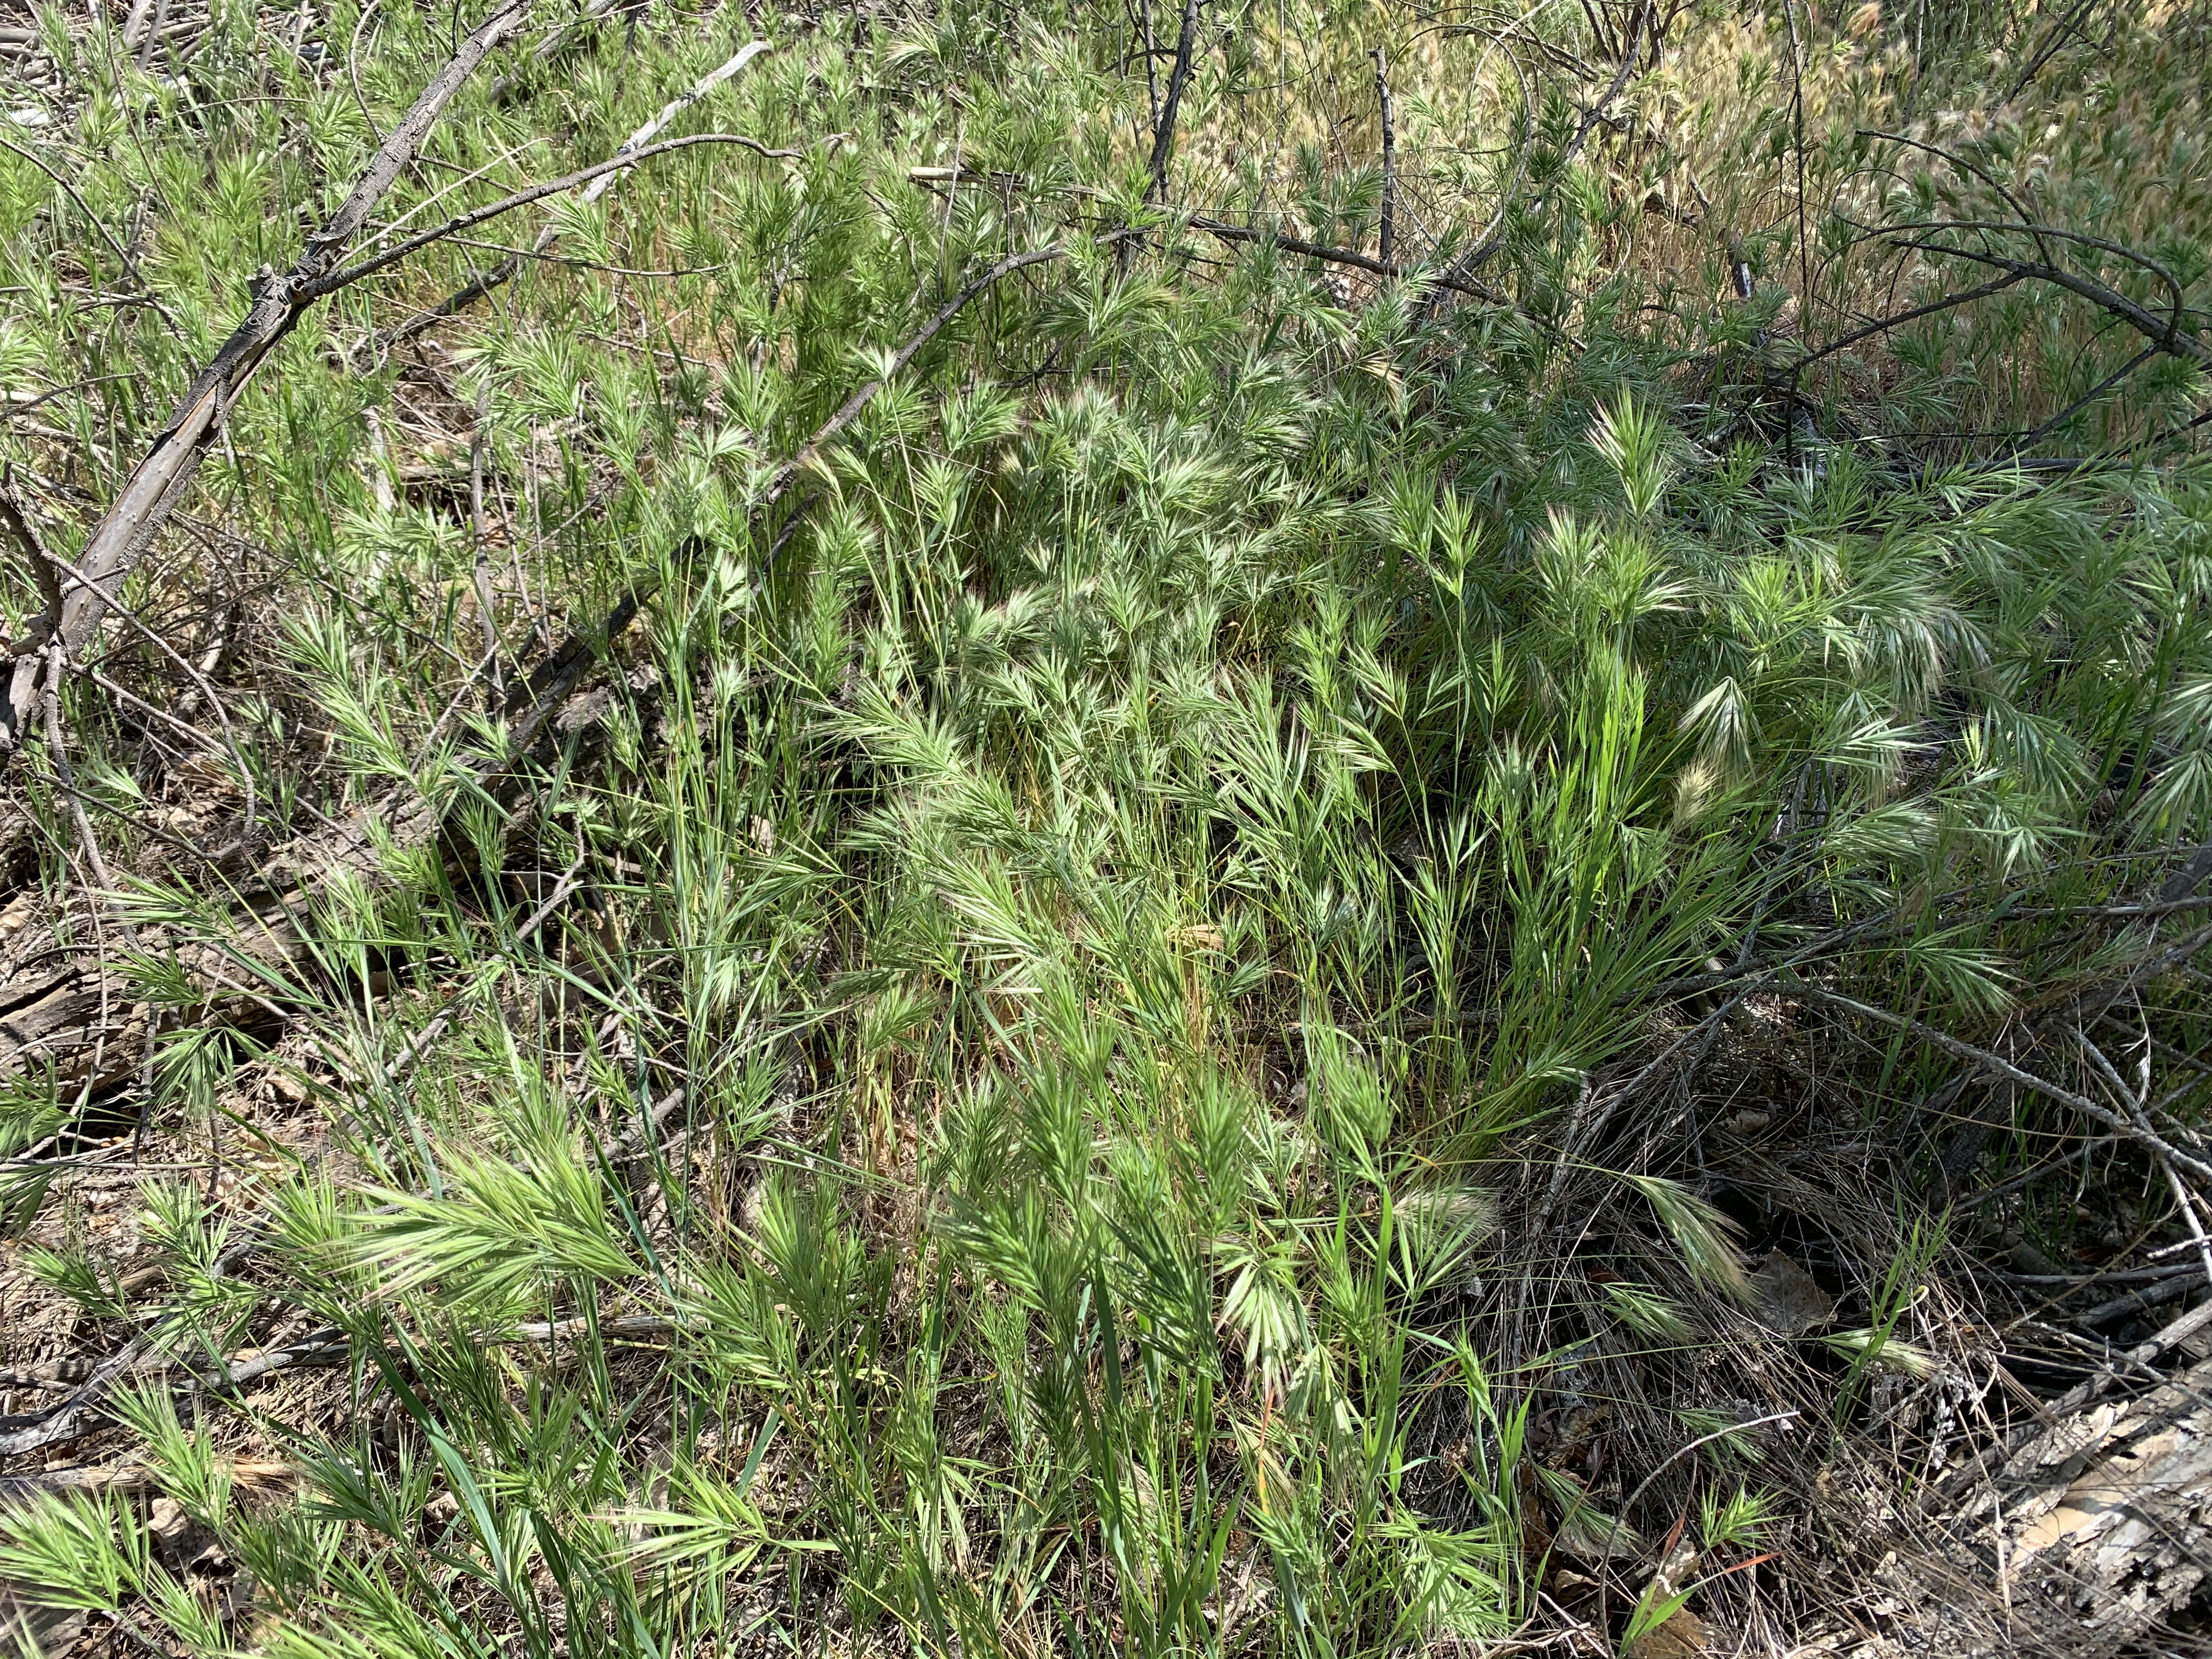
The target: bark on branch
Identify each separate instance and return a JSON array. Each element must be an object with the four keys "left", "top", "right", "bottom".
[{"left": 0, "top": 0, "right": 533, "bottom": 754}]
